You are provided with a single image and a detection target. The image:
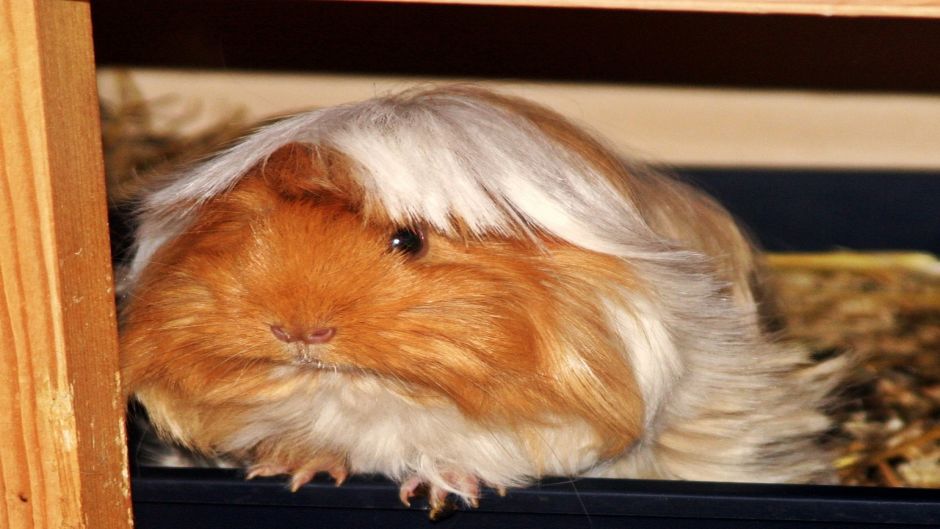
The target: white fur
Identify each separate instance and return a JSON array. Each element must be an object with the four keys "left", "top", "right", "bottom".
[
  {"left": 224, "top": 373, "right": 603, "bottom": 498},
  {"left": 604, "top": 295, "right": 683, "bottom": 431}
]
